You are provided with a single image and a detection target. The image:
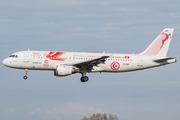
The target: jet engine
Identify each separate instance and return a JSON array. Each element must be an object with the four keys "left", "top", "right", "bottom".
[{"left": 54, "top": 65, "right": 79, "bottom": 76}]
